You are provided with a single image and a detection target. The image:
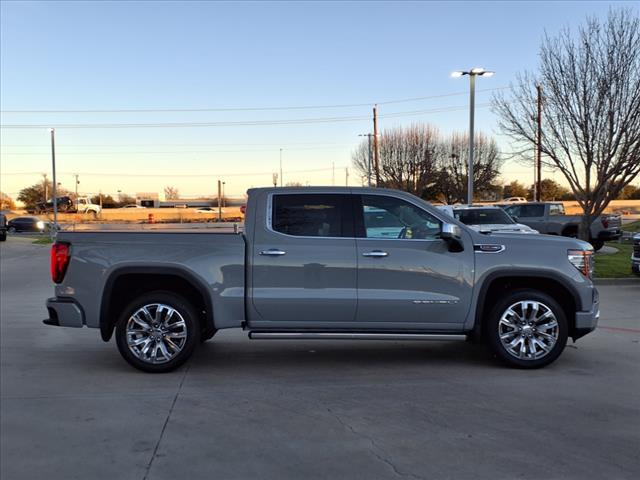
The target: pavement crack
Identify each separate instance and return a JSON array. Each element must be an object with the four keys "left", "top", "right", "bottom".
[
  {"left": 142, "top": 364, "right": 190, "bottom": 480},
  {"left": 327, "top": 408, "right": 425, "bottom": 480}
]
